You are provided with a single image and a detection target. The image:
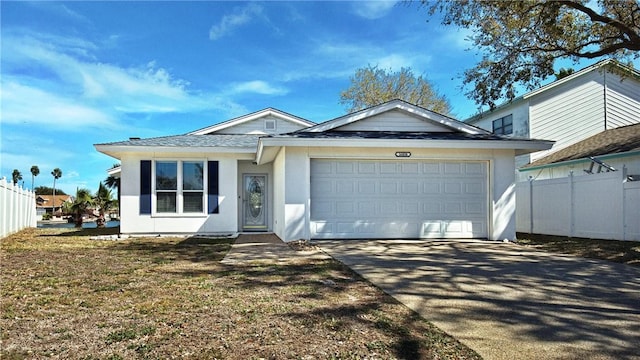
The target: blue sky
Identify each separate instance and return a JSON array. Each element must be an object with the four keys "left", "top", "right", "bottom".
[{"left": 1, "top": 1, "right": 634, "bottom": 195}]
